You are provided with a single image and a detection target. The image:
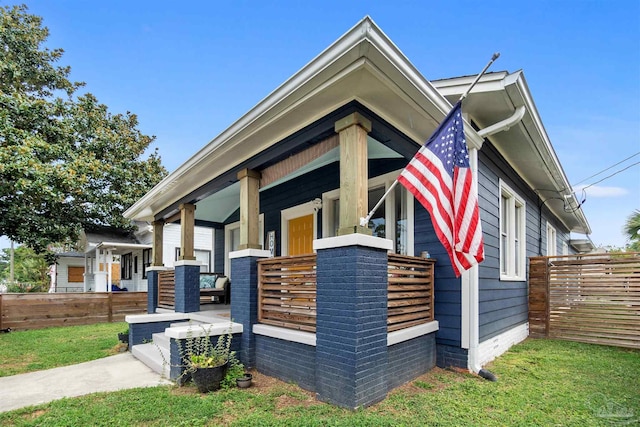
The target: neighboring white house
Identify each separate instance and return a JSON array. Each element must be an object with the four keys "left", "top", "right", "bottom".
[{"left": 53, "top": 223, "right": 215, "bottom": 293}]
